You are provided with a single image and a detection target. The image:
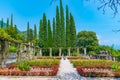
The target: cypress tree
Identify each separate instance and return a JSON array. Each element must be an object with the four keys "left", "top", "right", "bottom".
[
  {"left": 42, "top": 13, "right": 47, "bottom": 47},
  {"left": 27, "top": 22, "right": 30, "bottom": 42},
  {"left": 34, "top": 24, "right": 37, "bottom": 39},
  {"left": 60, "top": 0, "right": 66, "bottom": 47},
  {"left": 1, "top": 18, "right": 3, "bottom": 28},
  {"left": 52, "top": 18, "right": 56, "bottom": 47},
  {"left": 56, "top": 6, "right": 61, "bottom": 47},
  {"left": 6, "top": 18, "right": 9, "bottom": 28},
  {"left": 47, "top": 20, "right": 52, "bottom": 47},
  {"left": 29, "top": 28, "right": 33, "bottom": 42},
  {"left": 66, "top": 5, "right": 71, "bottom": 47},
  {"left": 69, "top": 13, "right": 76, "bottom": 47},
  {"left": 10, "top": 14, "right": 13, "bottom": 28},
  {"left": 39, "top": 20, "right": 44, "bottom": 47}
]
